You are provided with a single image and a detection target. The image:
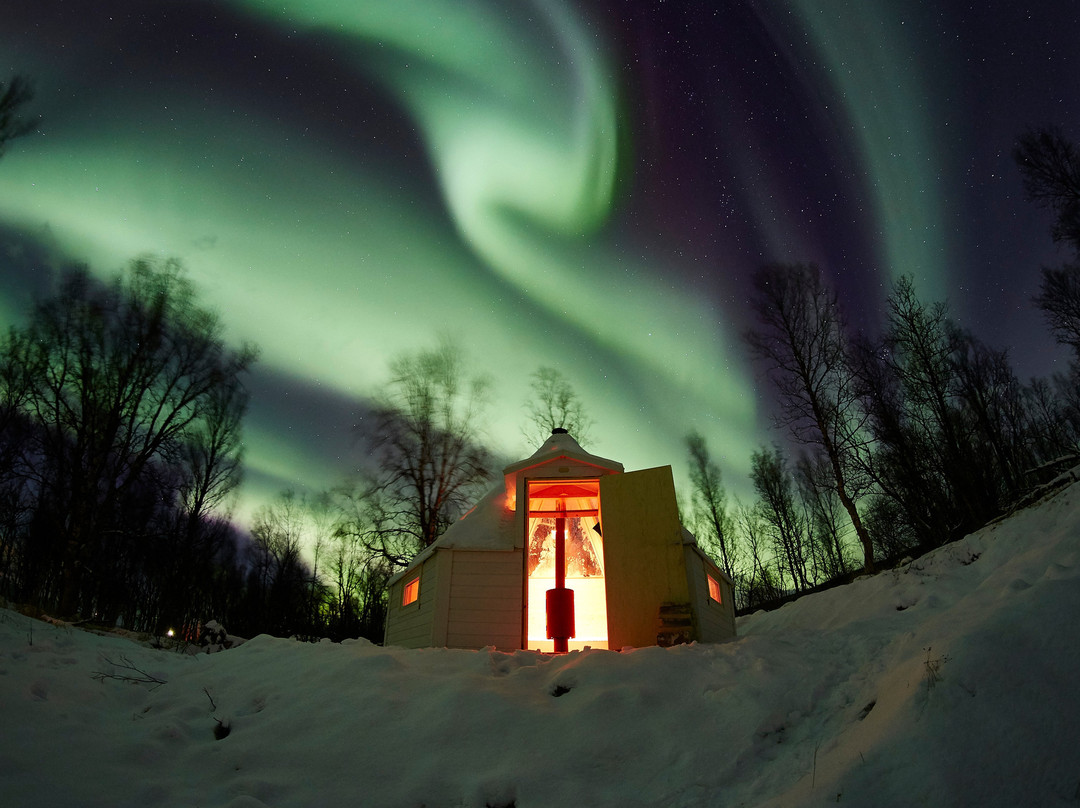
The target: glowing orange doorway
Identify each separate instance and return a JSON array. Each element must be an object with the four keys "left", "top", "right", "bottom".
[{"left": 525, "top": 479, "right": 608, "bottom": 651}]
